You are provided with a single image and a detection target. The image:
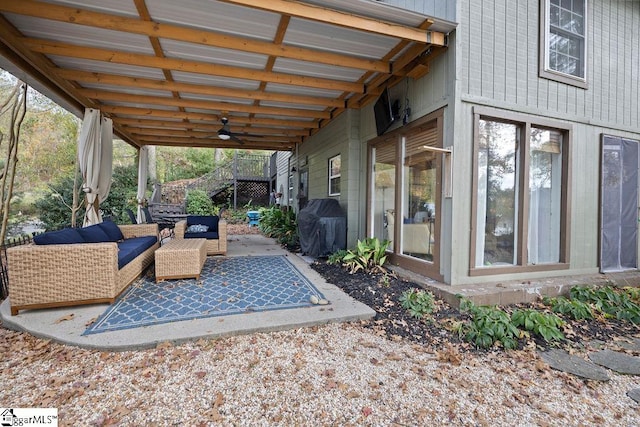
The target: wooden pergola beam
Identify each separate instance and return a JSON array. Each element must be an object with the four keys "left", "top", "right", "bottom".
[
  {"left": 24, "top": 39, "right": 365, "bottom": 93},
  {"left": 101, "top": 105, "right": 318, "bottom": 129},
  {"left": 0, "top": 0, "right": 389, "bottom": 73},
  {"left": 122, "top": 123, "right": 309, "bottom": 136},
  {"left": 136, "top": 135, "right": 296, "bottom": 149},
  {"left": 221, "top": 0, "right": 446, "bottom": 45},
  {"left": 77, "top": 88, "right": 330, "bottom": 120},
  {"left": 56, "top": 70, "right": 344, "bottom": 109}
]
